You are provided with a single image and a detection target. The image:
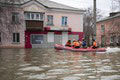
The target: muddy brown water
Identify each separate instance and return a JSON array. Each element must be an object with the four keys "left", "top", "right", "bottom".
[{"left": 0, "top": 48, "right": 120, "bottom": 80}]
